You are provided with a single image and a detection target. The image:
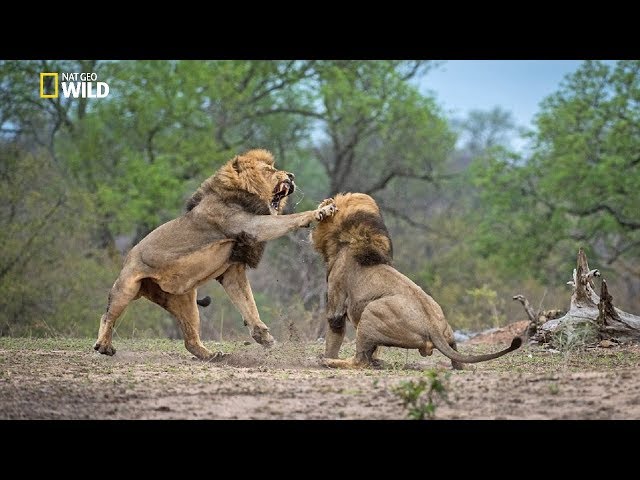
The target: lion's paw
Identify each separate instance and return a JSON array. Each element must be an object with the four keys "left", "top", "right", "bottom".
[
  {"left": 314, "top": 202, "right": 338, "bottom": 221},
  {"left": 370, "top": 358, "right": 387, "bottom": 369},
  {"left": 251, "top": 325, "right": 275, "bottom": 348},
  {"left": 317, "top": 197, "right": 335, "bottom": 209},
  {"left": 93, "top": 342, "right": 116, "bottom": 356},
  {"left": 199, "top": 351, "right": 229, "bottom": 362}
]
